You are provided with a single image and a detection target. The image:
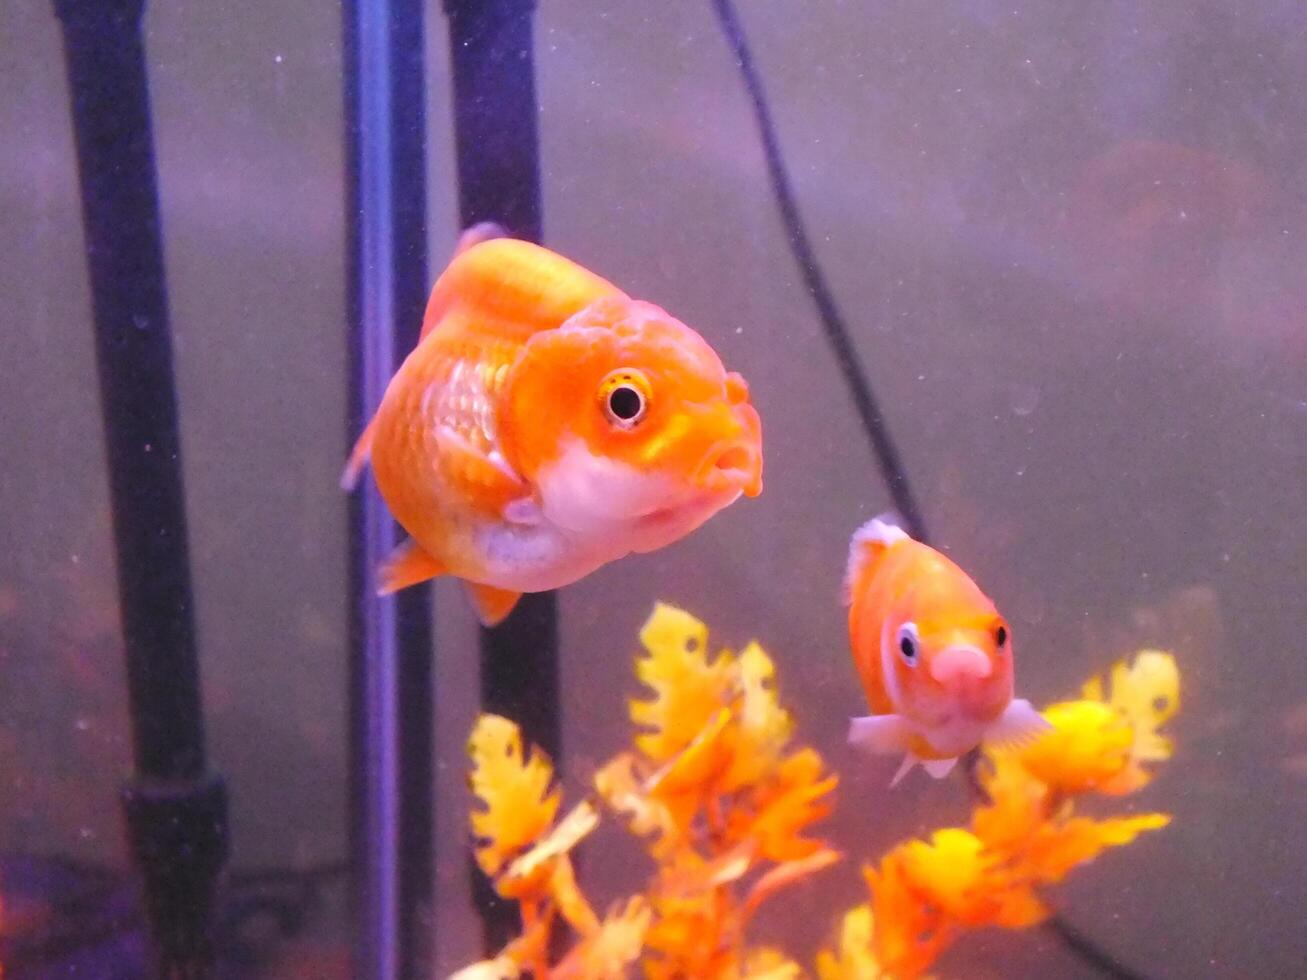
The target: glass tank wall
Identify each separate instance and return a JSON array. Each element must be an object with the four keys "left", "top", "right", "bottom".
[{"left": 1, "top": 0, "right": 1302, "bottom": 977}]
